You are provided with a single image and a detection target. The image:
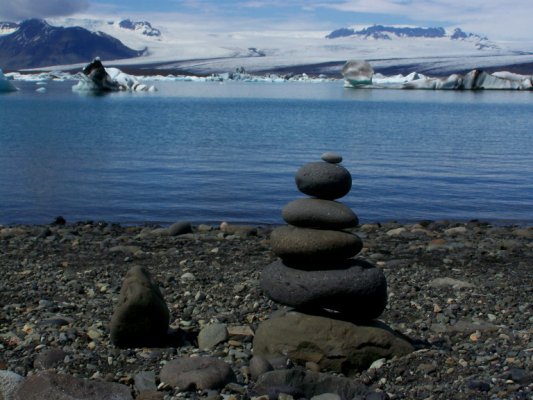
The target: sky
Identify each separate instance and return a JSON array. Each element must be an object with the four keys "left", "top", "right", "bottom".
[{"left": 1, "top": 0, "right": 532, "bottom": 41}]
